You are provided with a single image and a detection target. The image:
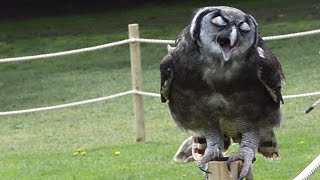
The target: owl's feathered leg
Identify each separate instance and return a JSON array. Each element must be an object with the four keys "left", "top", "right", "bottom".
[
  {"left": 197, "top": 129, "right": 223, "bottom": 173},
  {"left": 227, "top": 130, "right": 259, "bottom": 180}
]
